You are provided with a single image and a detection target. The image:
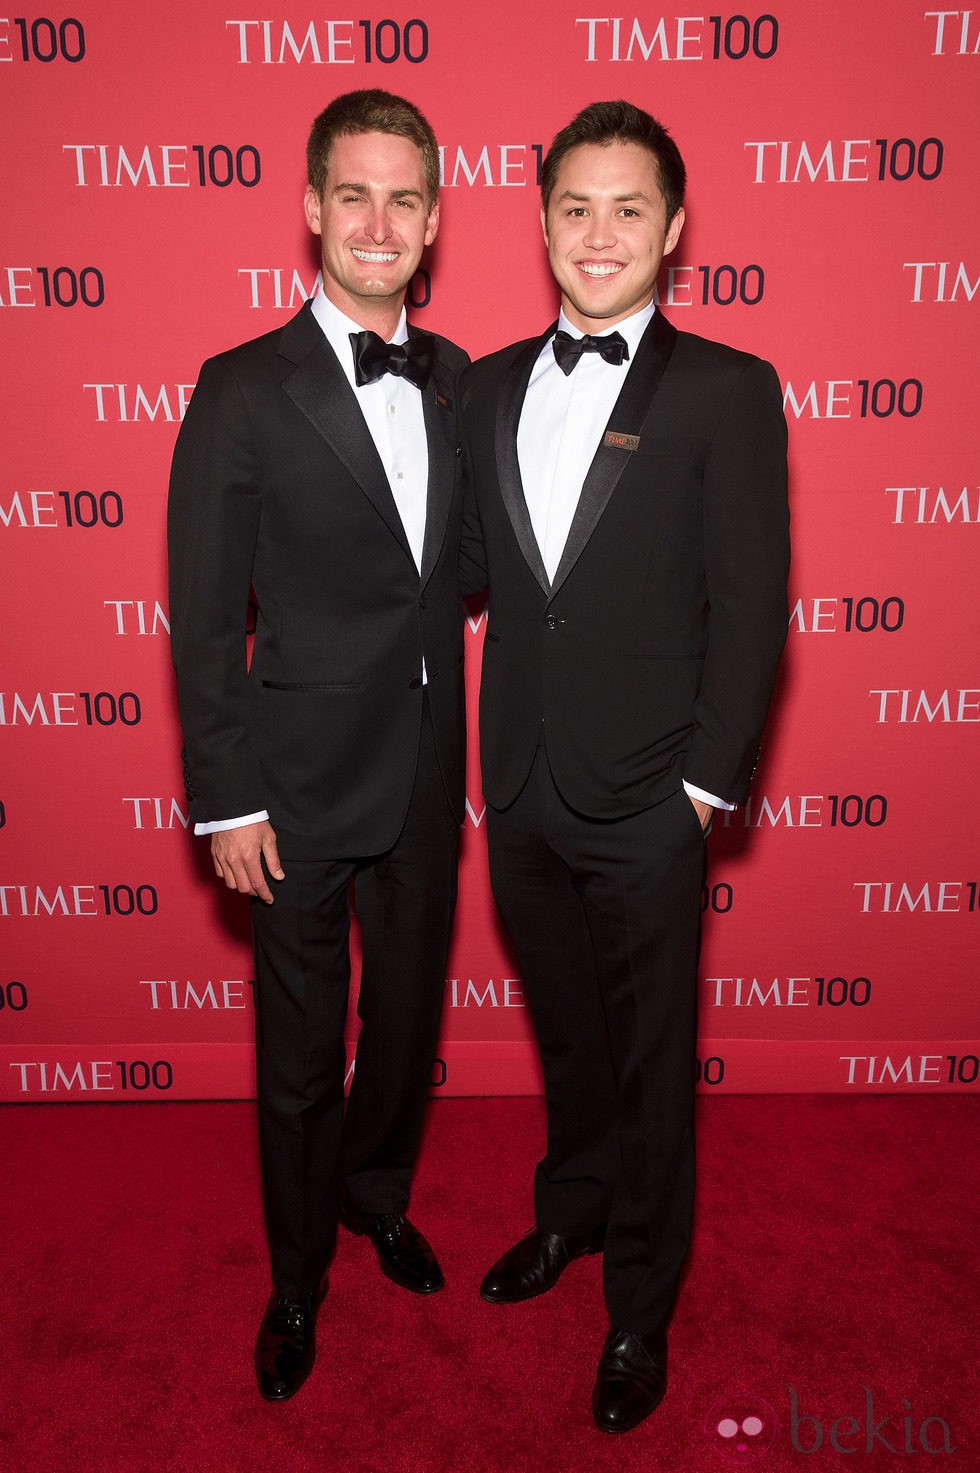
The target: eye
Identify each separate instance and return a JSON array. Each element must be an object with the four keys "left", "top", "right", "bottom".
[{"left": 619, "top": 207, "right": 639, "bottom": 218}]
